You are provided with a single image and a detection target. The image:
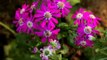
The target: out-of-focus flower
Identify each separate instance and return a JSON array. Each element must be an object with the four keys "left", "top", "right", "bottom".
[
  {"left": 40, "top": 45, "right": 54, "bottom": 60},
  {"left": 35, "top": 25, "right": 60, "bottom": 42}
]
